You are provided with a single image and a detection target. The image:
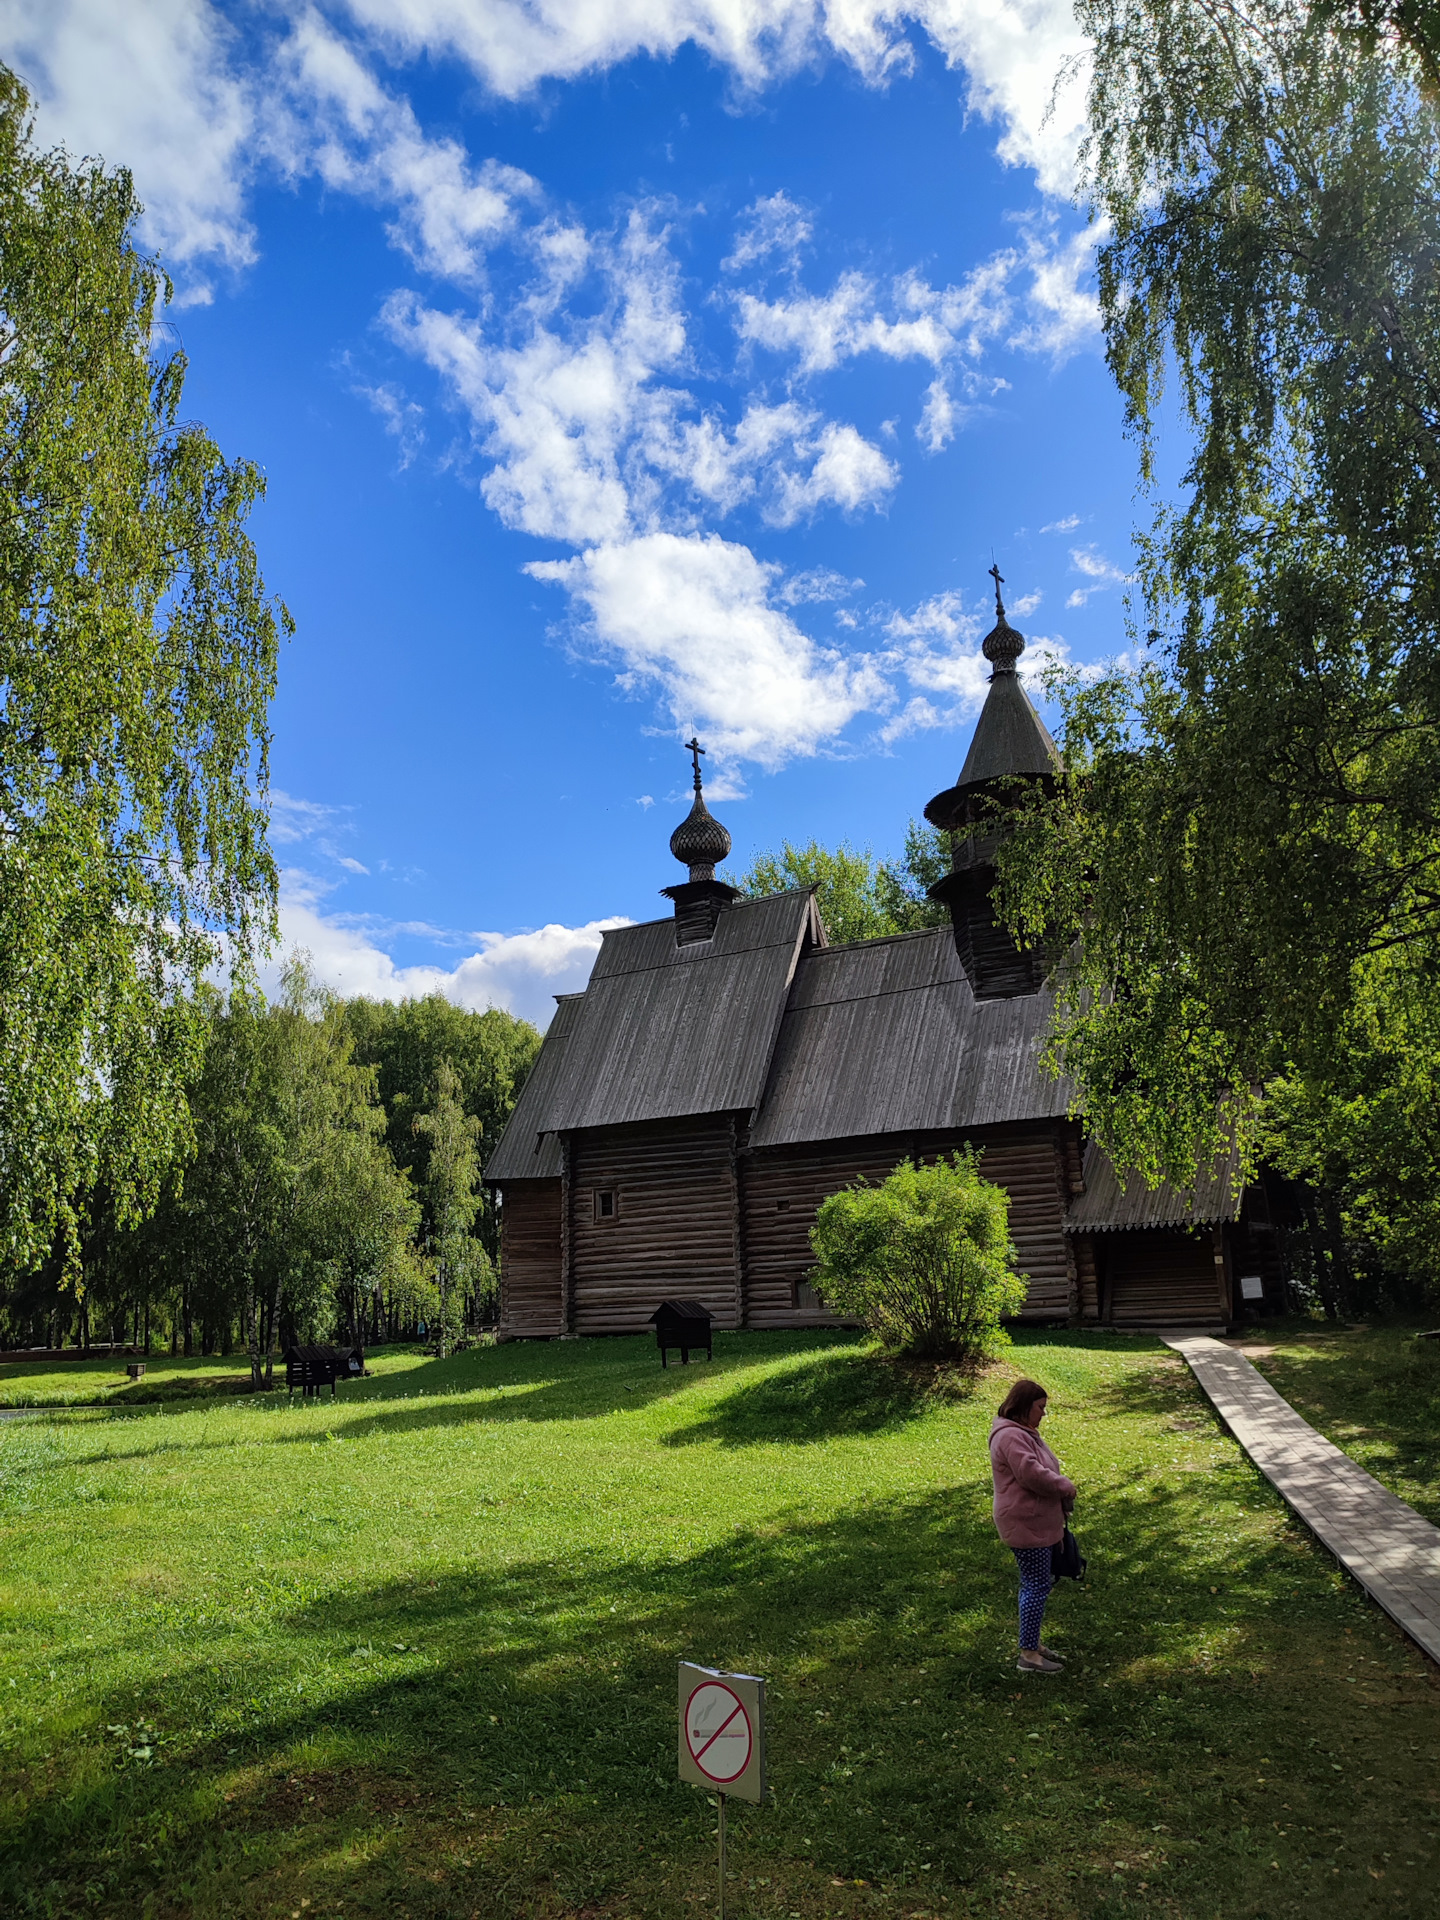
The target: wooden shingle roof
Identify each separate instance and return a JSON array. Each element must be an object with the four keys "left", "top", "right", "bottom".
[
  {"left": 482, "top": 994, "right": 581, "bottom": 1181},
  {"left": 1064, "top": 1138, "right": 1243, "bottom": 1232},
  {"left": 748, "top": 926, "right": 1070, "bottom": 1147},
  {"left": 483, "top": 891, "right": 820, "bottom": 1179}
]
